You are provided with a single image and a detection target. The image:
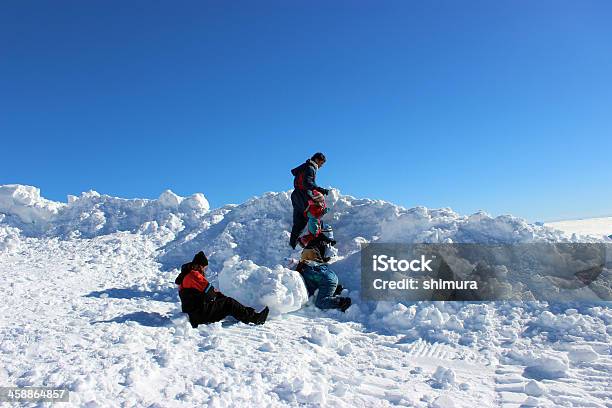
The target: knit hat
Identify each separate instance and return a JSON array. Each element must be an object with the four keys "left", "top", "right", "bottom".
[{"left": 192, "top": 251, "right": 208, "bottom": 267}]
